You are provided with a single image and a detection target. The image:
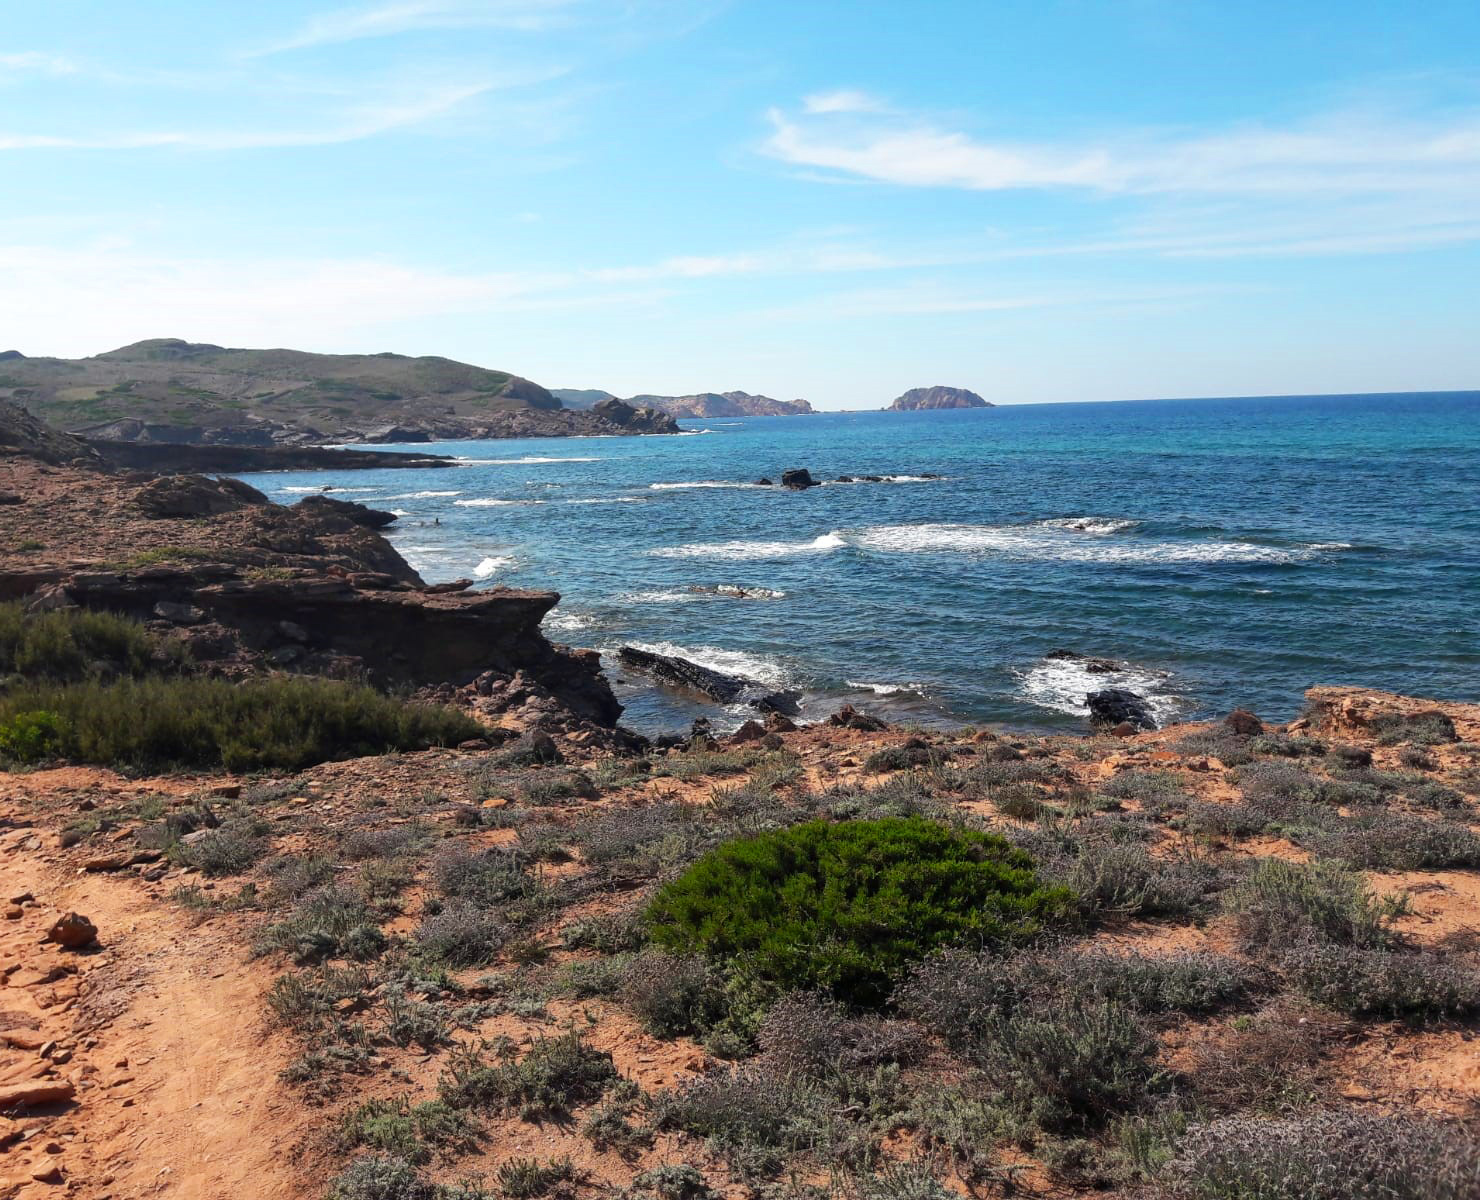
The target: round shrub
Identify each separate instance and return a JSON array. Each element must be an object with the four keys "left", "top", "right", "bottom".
[{"left": 645, "top": 816, "right": 1073, "bottom": 1008}]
